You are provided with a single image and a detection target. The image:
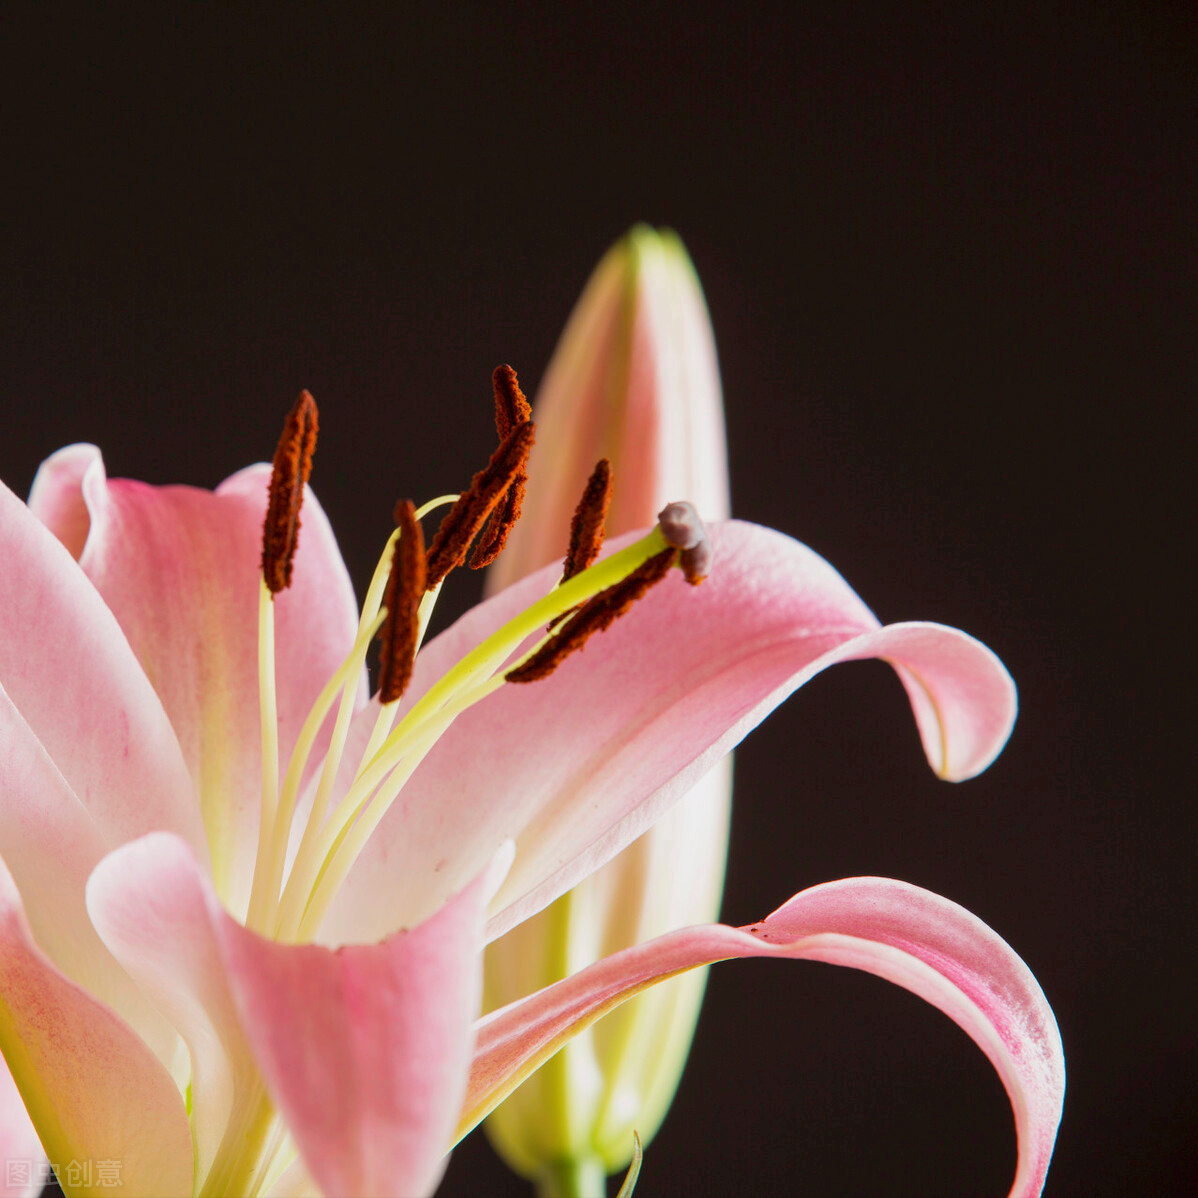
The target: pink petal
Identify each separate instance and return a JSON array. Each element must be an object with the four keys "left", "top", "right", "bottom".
[
  {"left": 87, "top": 834, "right": 263, "bottom": 1191},
  {"left": 322, "top": 521, "right": 1015, "bottom": 945},
  {"left": 0, "top": 471, "right": 204, "bottom": 864},
  {"left": 0, "top": 687, "right": 185, "bottom": 1076},
  {"left": 0, "top": 855, "right": 193, "bottom": 1198},
  {"left": 29, "top": 445, "right": 364, "bottom": 919},
  {"left": 211, "top": 846, "right": 513, "bottom": 1198},
  {"left": 0, "top": 1056, "right": 44, "bottom": 1198},
  {"left": 466, "top": 877, "right": 1064, "bottom": 1198}
]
